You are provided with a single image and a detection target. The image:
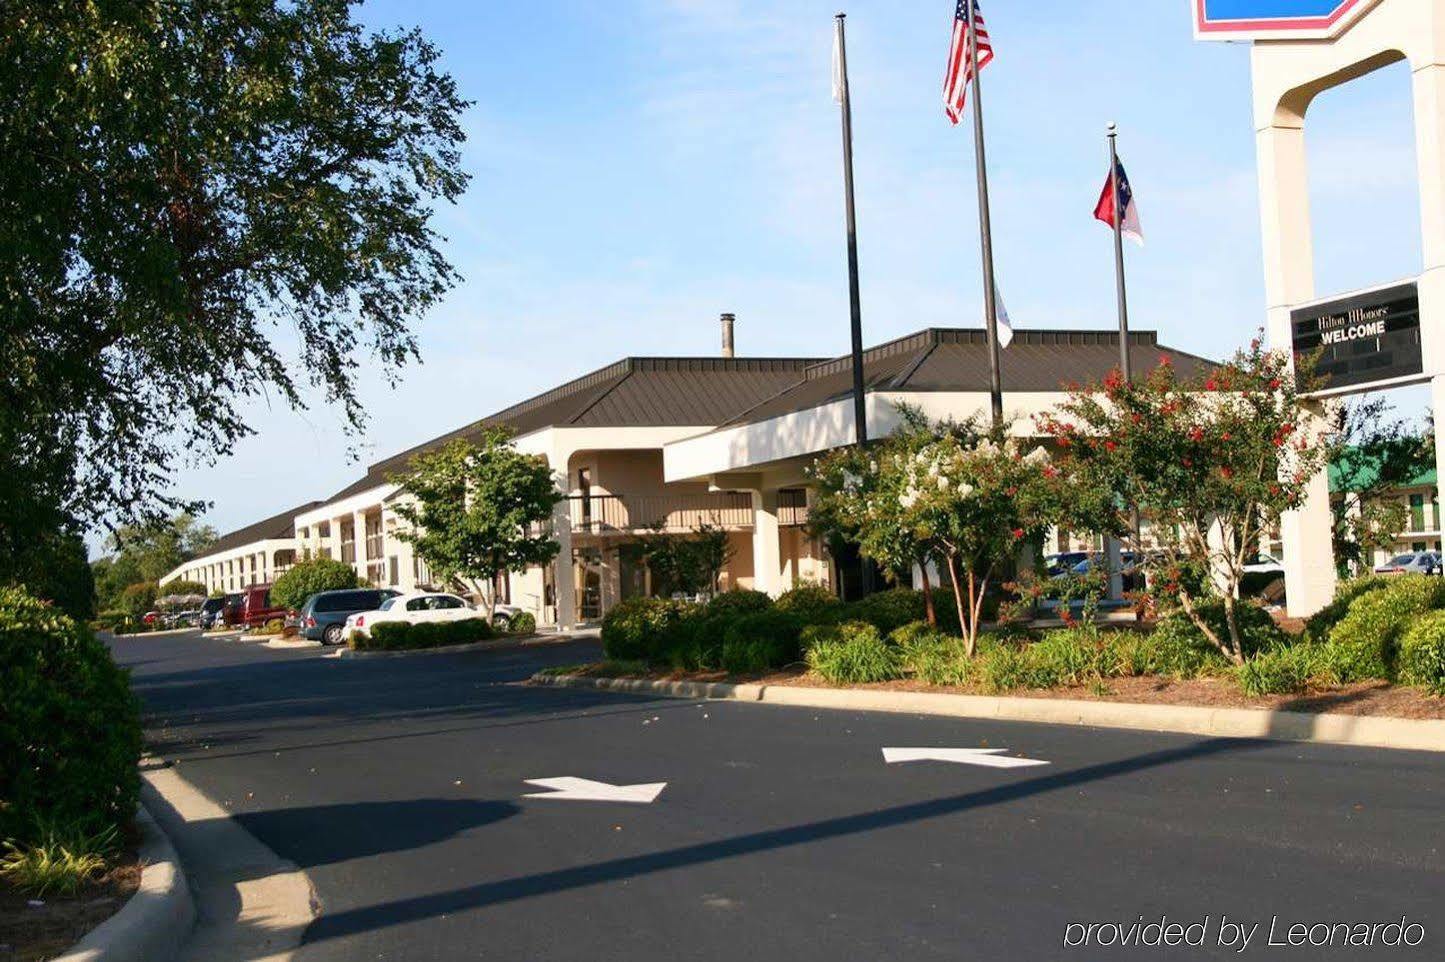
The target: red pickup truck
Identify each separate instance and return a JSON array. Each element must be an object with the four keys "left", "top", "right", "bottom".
[{"left": 237, "top": 584, "right": 289, "bottom": 627}]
